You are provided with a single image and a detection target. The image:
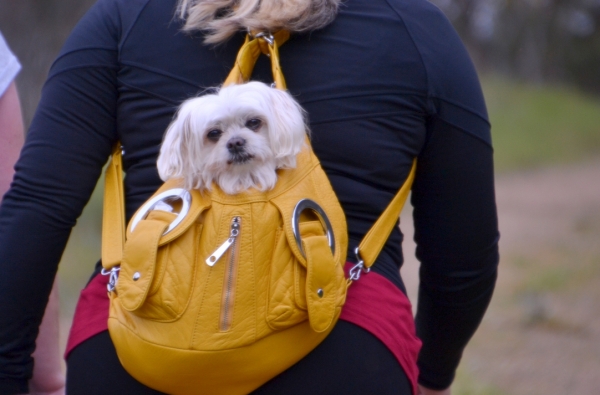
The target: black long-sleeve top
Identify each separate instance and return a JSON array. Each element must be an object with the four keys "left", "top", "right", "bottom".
[{"left": 0, "top": 0, "right": 499, "bottom": 392}]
